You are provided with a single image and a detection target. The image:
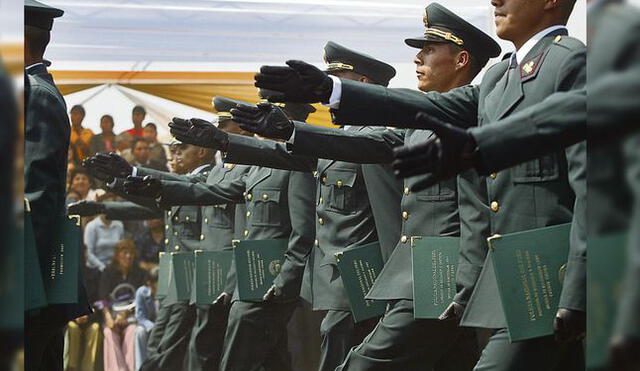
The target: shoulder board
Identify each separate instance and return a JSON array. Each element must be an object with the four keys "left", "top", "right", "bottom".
[{"left": 551, "top": 35, "right": 585, "bottom": 51}]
